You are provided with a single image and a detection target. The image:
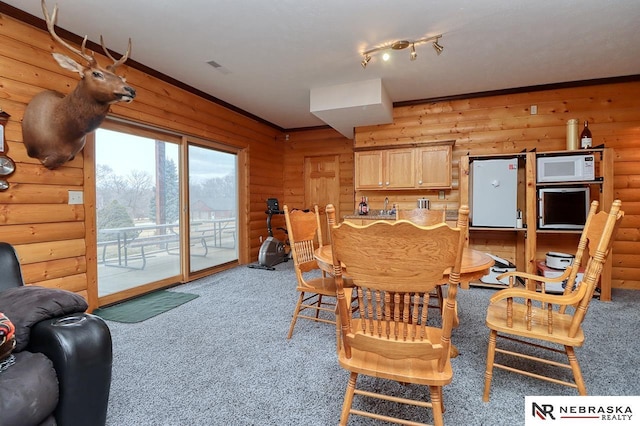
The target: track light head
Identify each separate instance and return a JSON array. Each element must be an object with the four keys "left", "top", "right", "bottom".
[
  {"left": 361, "top": 54, "right": 371, "bottom": 68},
  {"left": 432, "top": 40, "right": 444, "bottom": 55},
  {"left": 410, "top": 44, "right": 417, "bottom": 61}
]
